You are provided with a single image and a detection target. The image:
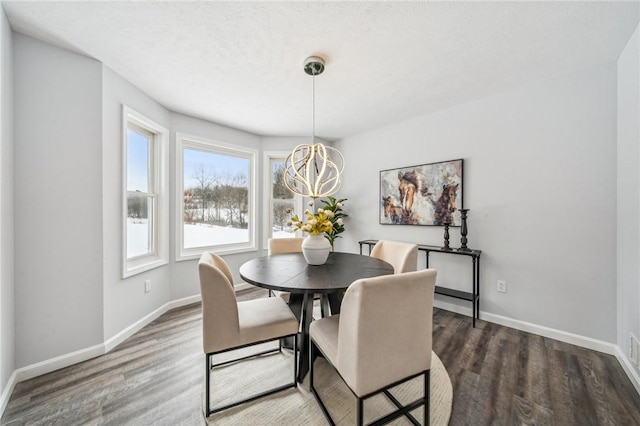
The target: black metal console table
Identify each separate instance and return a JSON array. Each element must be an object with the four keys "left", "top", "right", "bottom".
[{"left": 359, "top": 239, "right": 482, "bottom": 327}]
